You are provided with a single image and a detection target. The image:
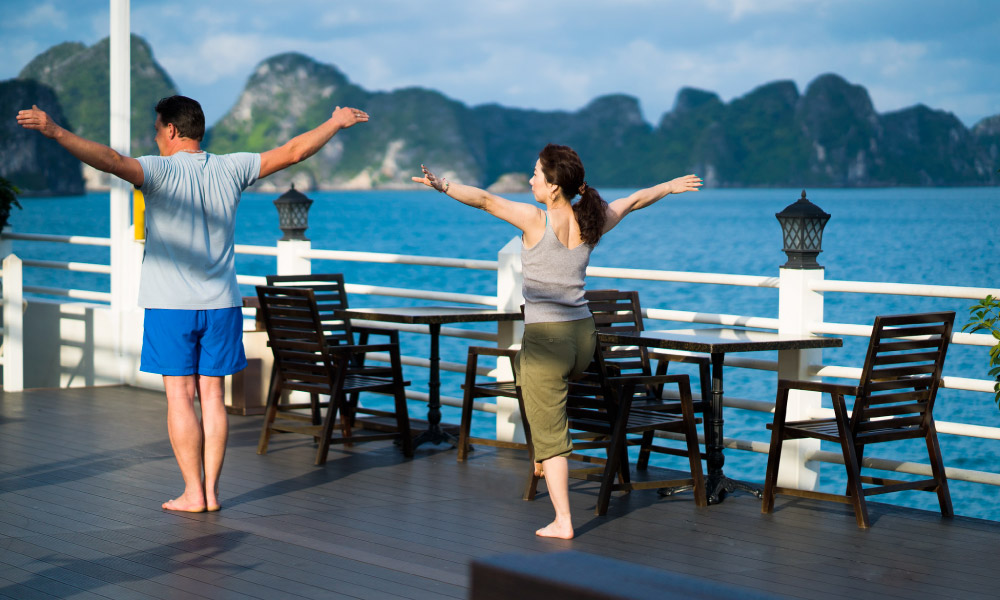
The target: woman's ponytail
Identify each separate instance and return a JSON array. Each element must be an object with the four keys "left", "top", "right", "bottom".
[{"left": 573, "top": 183, "right": 607, "bottom": 246}]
